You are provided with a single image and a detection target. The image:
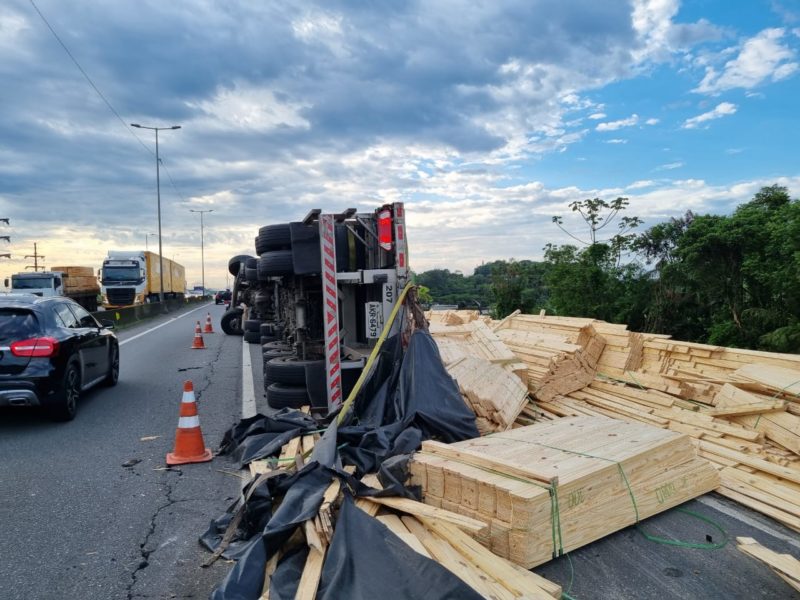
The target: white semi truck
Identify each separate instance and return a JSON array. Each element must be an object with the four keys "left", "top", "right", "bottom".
[{"left": 6, "top": 267, "right": 100, "bottom": 312}]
